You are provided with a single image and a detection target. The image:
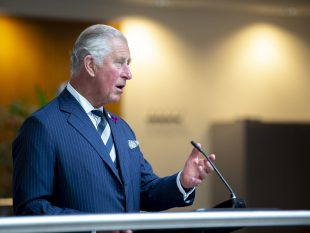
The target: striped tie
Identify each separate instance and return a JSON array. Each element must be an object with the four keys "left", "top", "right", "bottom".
[{"left": 91, "top": 110, "right": 116, "bottom": 163}]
